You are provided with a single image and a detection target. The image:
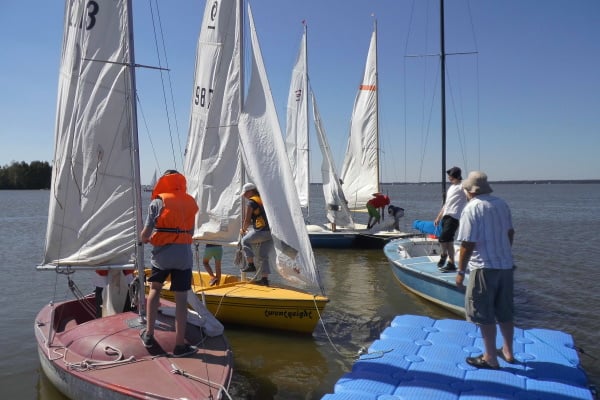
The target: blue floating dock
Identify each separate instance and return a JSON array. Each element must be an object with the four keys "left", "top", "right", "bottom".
[{"left": 322, "top": 315, "right": 594, "bottom": 400}]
